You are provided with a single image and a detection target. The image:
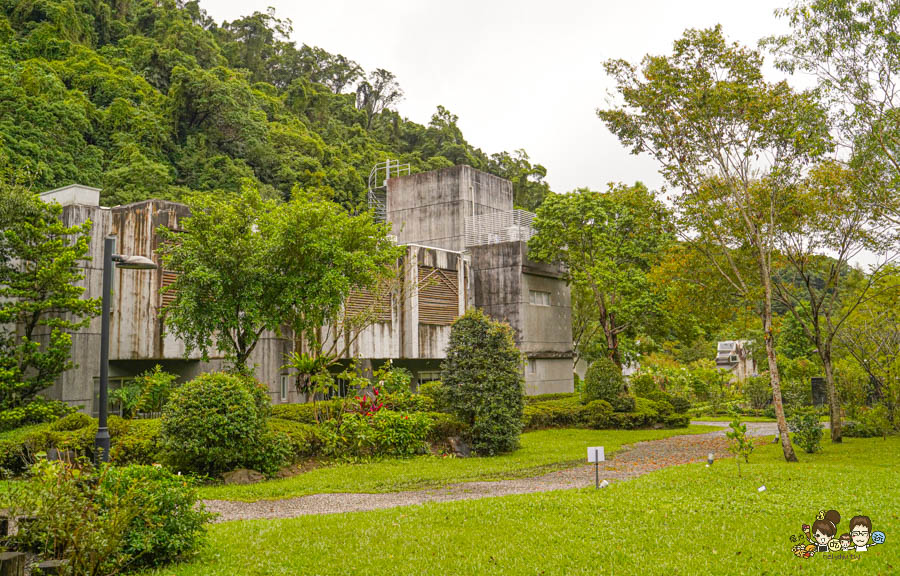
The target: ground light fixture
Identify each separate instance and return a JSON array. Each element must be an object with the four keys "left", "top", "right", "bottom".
[{"left": 94, "top": 235, "right": 158, "bottom": 462}]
